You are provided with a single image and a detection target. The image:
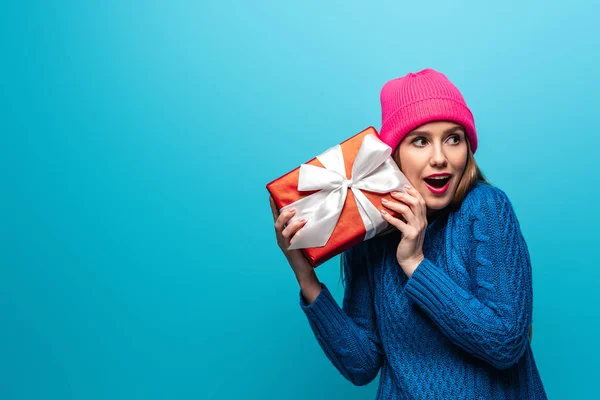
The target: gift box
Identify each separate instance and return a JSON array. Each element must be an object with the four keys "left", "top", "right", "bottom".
[{"left": 266, "top": 126, "right": 410, "bottom": 268}]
